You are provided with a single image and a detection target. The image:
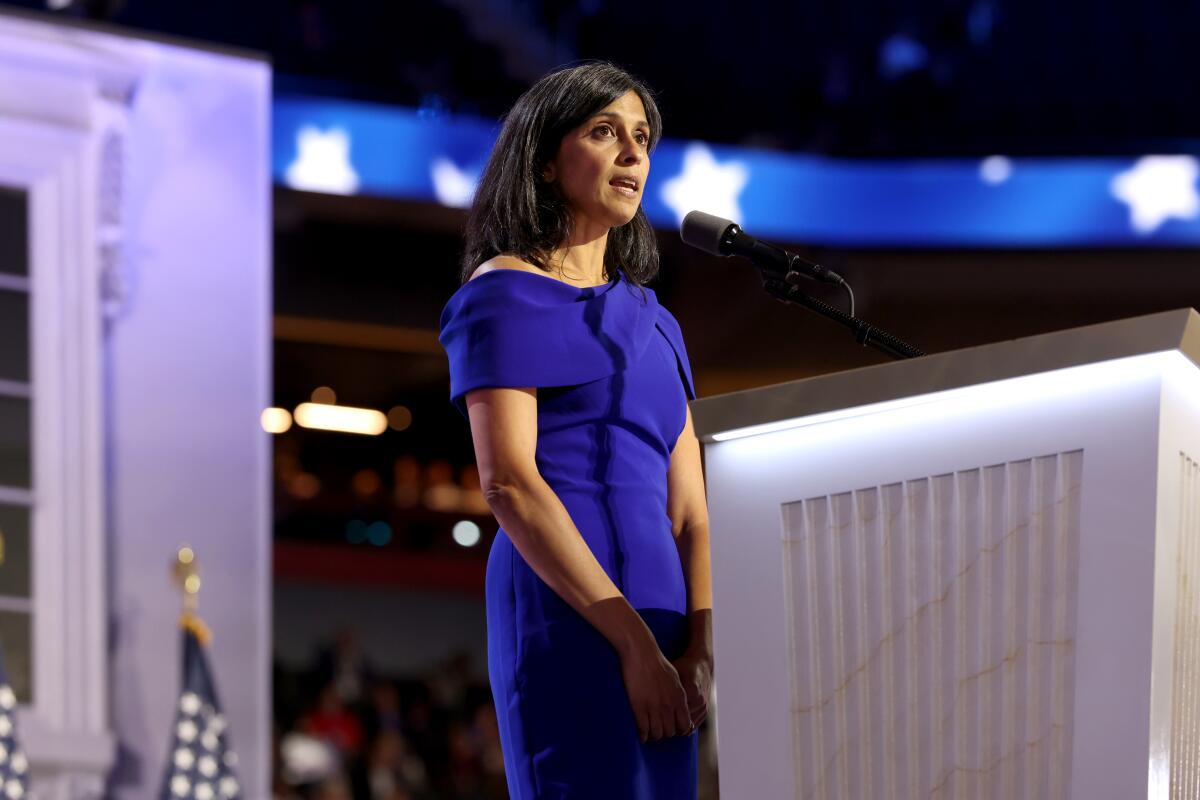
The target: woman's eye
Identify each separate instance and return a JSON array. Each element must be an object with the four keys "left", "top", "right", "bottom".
[
  {"left": 594, "top": 125, "right": 614, "bottom": 137},
  {"left": 635, "top": 132, "right": 649, "bottom": 145}
]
